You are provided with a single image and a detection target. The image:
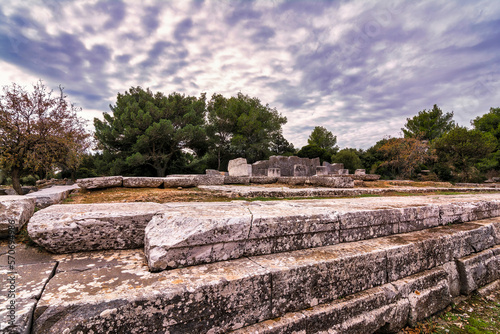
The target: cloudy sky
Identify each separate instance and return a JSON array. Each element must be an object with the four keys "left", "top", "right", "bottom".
[{"left": 0, "top": 0, "right": 499, "bottom": 150}]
